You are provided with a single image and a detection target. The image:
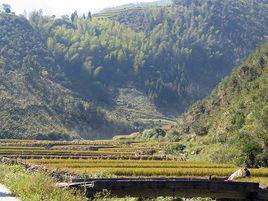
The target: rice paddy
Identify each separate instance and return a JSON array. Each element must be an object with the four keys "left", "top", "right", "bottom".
[
  {"left": 0, "top": 139, "right": 267, "bottom": 184},
  {"left": 26, "top": 158, "right": 268, "bottom": 178}
]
